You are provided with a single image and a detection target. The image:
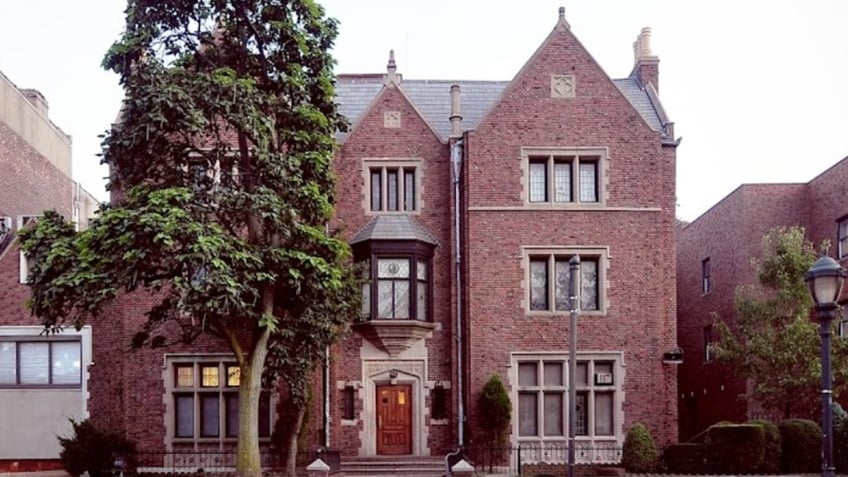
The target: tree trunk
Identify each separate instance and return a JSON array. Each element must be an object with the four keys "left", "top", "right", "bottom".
[
  {"left": 236, "top": 330, "right": 270, "bottom": 477},
  {"left": 283, "top": 403, "right": 306, "bottom": 477}
]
